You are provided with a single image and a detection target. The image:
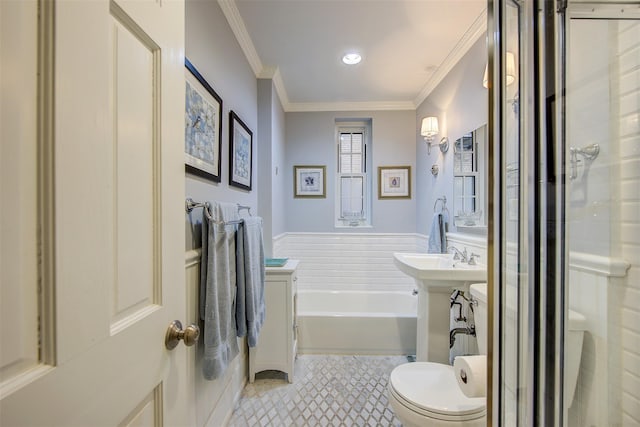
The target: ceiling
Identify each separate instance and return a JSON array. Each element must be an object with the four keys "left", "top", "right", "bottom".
[{"left": 222, "top": 0, "right": 487, "bottom": 112}]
